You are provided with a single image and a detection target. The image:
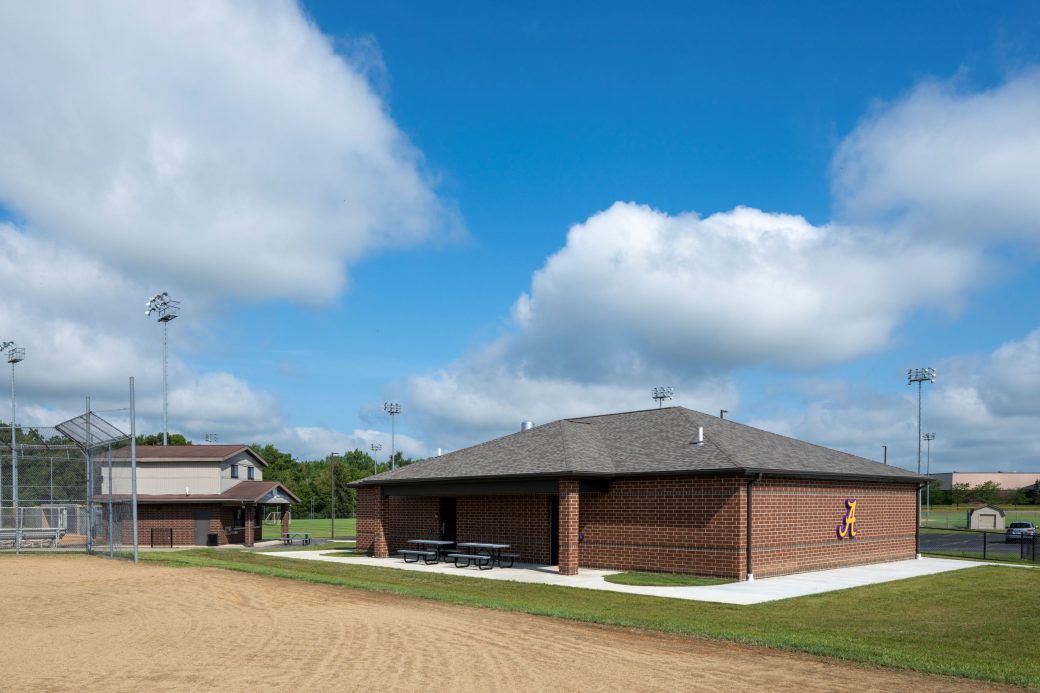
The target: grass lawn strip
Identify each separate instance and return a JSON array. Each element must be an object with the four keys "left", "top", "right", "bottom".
[
  {"left": 144, "top": 550, "right": 1039, "bottom": 688},
  {"left": 604, "top": 571, "right": 735, "bottom": 586}
]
